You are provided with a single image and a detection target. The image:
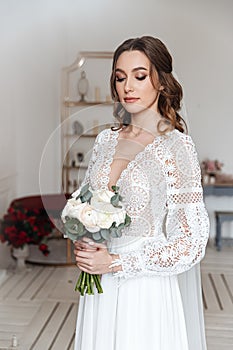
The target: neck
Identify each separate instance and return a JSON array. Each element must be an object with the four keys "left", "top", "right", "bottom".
[{"left": 130, "top": 109, "right": 162, "bottom": 136}]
